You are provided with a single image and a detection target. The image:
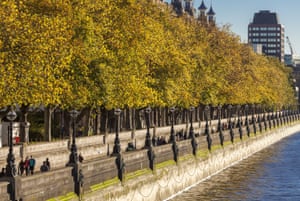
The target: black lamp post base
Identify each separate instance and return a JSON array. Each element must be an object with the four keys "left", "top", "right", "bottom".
[
  {"left": 5, "top": 165, "right": 17, "bottom": 177},
  {"left": 144, "top": 134, "right": 152, "bottom": 148},
  {"left": 112, "top": 144, "right": 121, "bottom": 156},
  {"left": 67, "top": 144, "right": 78, "bottom": 165},
  {"left": 68, "top": 153, "right": 78, "bottom": 166},
  {"left": 6, "top": 152, "right": 16, "bottom": 177}
]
